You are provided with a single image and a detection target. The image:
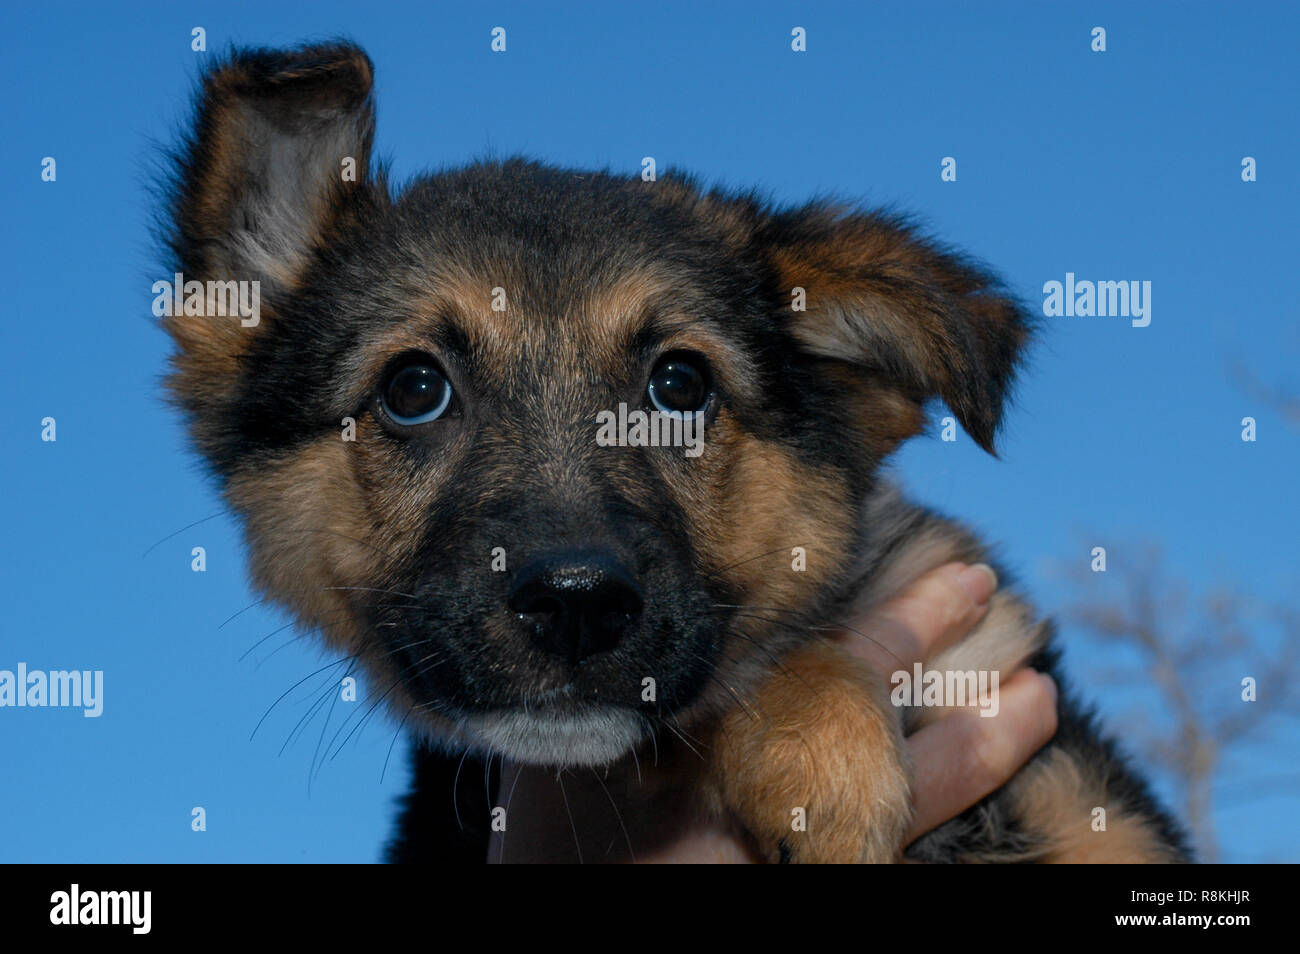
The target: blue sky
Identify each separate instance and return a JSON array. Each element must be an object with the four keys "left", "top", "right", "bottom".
[{"left": 1, "top": 0, "right": 1295, "bottom": 862}]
